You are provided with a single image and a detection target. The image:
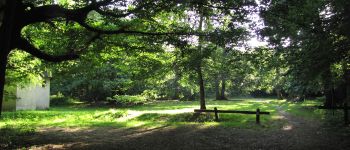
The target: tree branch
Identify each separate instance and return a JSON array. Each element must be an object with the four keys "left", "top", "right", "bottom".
[
  {"left": 94, "top": 8, "right": 132, "bottom": 18},
  {"left": 77, "top": 20, "right": 204, "bottom": 36},
  {"left": 15, "top": 38, "right": 79, "bottom": 62},
  {"left": 24, "top": 0, "right": 113, "bottom": 24},
  {"left": 24, "top": 0, "right": 206, "bottom": 37}
]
